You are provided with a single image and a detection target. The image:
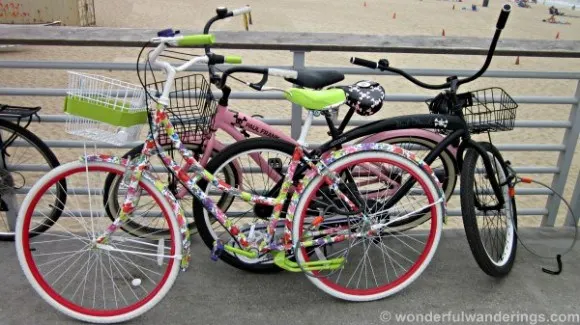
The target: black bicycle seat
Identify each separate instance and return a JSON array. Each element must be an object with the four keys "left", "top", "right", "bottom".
[
  {"left": 285, "top": 69, "right": 345, "bottom": 89},
  {"left": 335, "top": 80, "right": 385, "bottom": 116}
]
